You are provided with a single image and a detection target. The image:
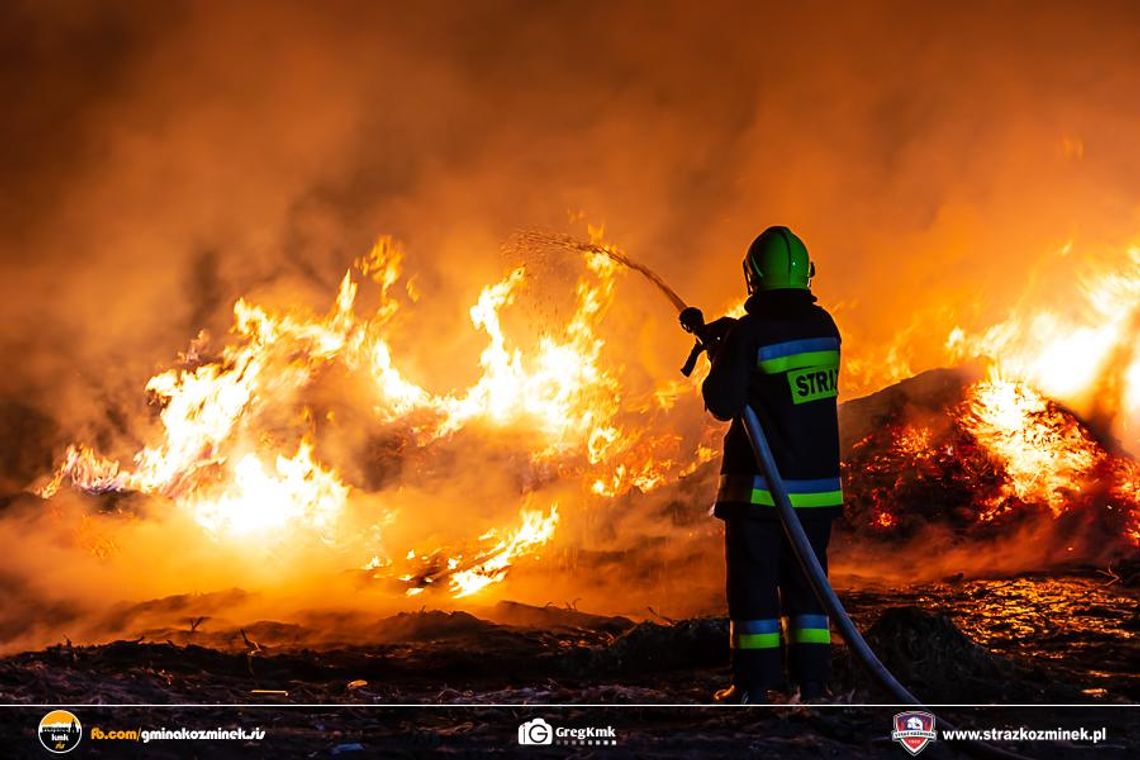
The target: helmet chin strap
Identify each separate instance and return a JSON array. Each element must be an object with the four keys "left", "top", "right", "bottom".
[{"left": 743, "top": 258, "right": 761, "bottom": 294}]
